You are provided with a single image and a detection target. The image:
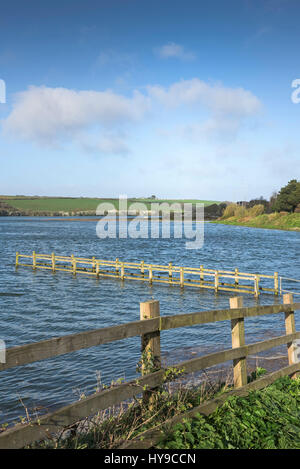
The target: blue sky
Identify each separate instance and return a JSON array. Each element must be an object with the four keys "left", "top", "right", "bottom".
[{"left": 0, "top": 0, "right": 300, "bottom": 201}]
